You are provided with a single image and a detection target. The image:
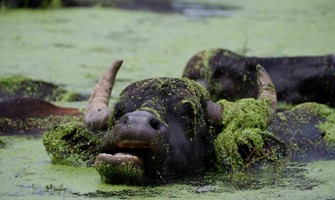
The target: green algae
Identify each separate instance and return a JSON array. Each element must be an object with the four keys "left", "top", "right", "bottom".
[
  {"left": 293, "top": 103, "right": 335, "bottom": 144},
  {"left": 0, "top": 75, "right": 84, "bottom": 102},
  {"left": 95, "top": 161, "right": 144, "bottom": 185},
  {"left": 43, "top": 122, "right": 102, "bottom": 167},
  {"left": 1, "top": 136, "right": 335, "bottom": 200},
  {"left": 214, "top": 98, "right": 277, "bottom": 172}
]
